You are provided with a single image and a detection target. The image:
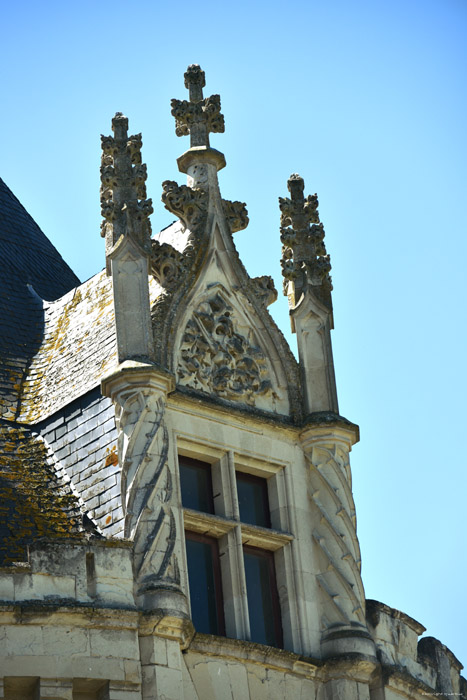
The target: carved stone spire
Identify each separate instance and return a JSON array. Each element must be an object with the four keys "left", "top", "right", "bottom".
[
  {"left": 171, "top": 64, "right": 225, "bottom": 149},
  {"left": 279, "top": 174, "right": 332, "bottom": 309},
  {"left": 100, "top": 113, "right": 154, "bottom": 363},
  {"left": 169, "top": 65, "right": 227, "bottom": 186},
  {"left": 280, "top": 175, "right": 338, "bottom": 415},
  {"left": 100, "top": 112, "right": 153, "bottom": 274},
  {"left": 158, "top": 65, "right": 248, "bottom": 264}
]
